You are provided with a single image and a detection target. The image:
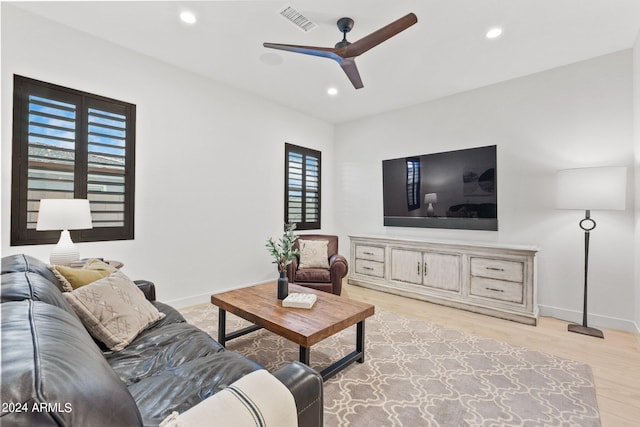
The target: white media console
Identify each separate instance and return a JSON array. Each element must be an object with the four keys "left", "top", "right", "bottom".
[{"left": 348, "top": 235, "right": 538, "bottom": 325}]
